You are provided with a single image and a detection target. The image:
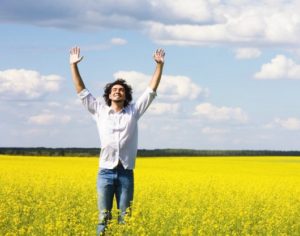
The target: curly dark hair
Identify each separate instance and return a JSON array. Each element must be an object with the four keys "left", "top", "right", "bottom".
[{"left": 103, "top": 79, "right": 133, "bottom": 107}]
